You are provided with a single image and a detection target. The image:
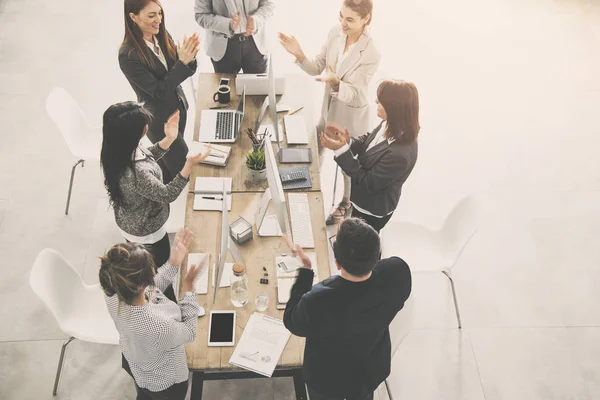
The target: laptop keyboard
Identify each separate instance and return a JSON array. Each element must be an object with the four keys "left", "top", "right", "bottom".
[{"left": 215, "top": 112, "right": 233, "bottom": 140}]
